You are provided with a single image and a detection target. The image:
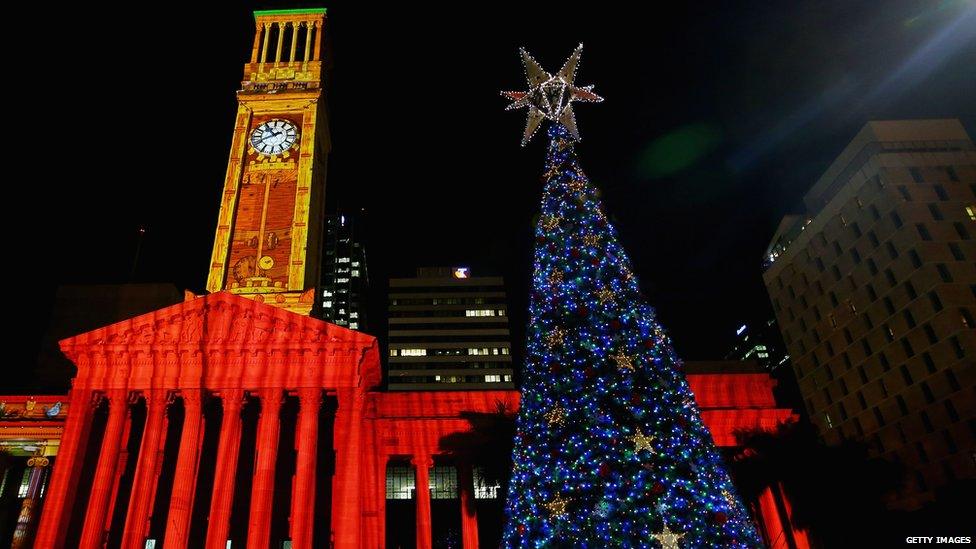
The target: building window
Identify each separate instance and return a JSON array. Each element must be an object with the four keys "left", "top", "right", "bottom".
[
  {"left": 867, "top": 258, "right": 878, "bottom": 275},
  {"left": 896, "top": 395, "right": 909, "bottom": 416},
  {"left": 890, "top": 212, "right": 903, "bottom": 229},
  {"left": 928, "top": 203, "right": 944, "bottom": 221},
  {"left": 936, "top": 264, "right": 953, "bottom": 283},
  {"left": 920, "top": 382, "right": 935, "bottom": 404},
  {"left": 833, "top": 242, "right": 843, "bottom": 257},
  {"left": 16, "top": 469, "right": 30, "bottom": 498},
  {"left": 909, "top": 249, "right": 922, "bottom": 268},
  {"left": 473, "top": 467, "right": 500, "bottom": 499},
  {"left": 851, "top": 222, "right": 862, "bottom": 238},
  {"left": 884, "top": 269, "right": 897, "bottom": 288},
  {"left": 466, "top": 309, "right": 497, "bottom": 317},
  {"left": 955, "top": 222, "right": 971, "bottom": 240},
  {"left": 948, "top": 242, "right": 964, "bottom": 261},
  {"left": 920, "top": 411, "right": 934, "bottom": 433},
  {"left": 873, "top": 407, "right": 884, "bottom": 427},
  {"left": 886, "top": 242, "right": 899, "bottom": 259},
  {"left": 858, "top": 366, "right": 868, "bottom": 384},
  {"left": 961, "top": 308, "right": 975, "bottom": 329},
  {"left": 857, "top": 391, "right": 867, "bottom": 410},
  {"left": 922, "top": 352, "right": 936, "bottom": 373},
  {"left": 909, "top": 168, "right": 923, "bottom": 183},
  {"left": 389, "top": 349, "right": 398, "bottom": 357},
  {"left": 861, "top": 338, "right": 872, "bottom": 357},
  {"left": 933, "top": 184, "right": 949, "bottom": 201},
  {"left": 905, "top": 281, "right": 917, "bottom": 301},
  {"left": 851, "top": 248, "right": 862, "bottom": 264},
  {"left": 866, "top": 284, "right": 877, "bottom": 302},
  {"left": 386, "top": 464, "right": 416, "bottom": 500},
  {"left": 816, "top": 258, "right": 825, "bottom": 272},
  {"left": 903, "top": 309, "right": 917, "bottom": 328},
  {"left": 966, "top": 205, "right": 976, "bottom": 222},
  {"left": 898, "top": 186, "right": 912, "bottom": 201},
  {"left": 916, "top": 442, "right": 929, "bottom": 463},
  {"left": 923, "top": 324, "right": 938, "bottom": 345},
  {"left": 878, "top": 351, "right": 890, "bottom": 370},
  {"left": 401, "top": 348, "right": 427, "bottom": 356},
  {"left": 949, "top": 336, "right": 965, "bottom": 359},
  {"left": 870, "top": 204, "right": 881, "bottom": 221},
  {"left": 916, "top": 224, "right": 932, "bottom": 242},
  {"left": 945, "top": 370, "right": 961, "bottom": 392},
  {"left": 945, "top": 400, "right": 959, "bottom": 422},
  {"left": 901, "top": 338, "right": 915, "bottom": 359},
  {"left": 468, "top": 348, "right": 489, "bottom": 355},
  {"left": 883, "top": 323, "right": 894, "bottom": 342},
  {"left": 430, "top": 465, "right": 458, "bottom": 500},
  {"left": 868, "top": 231, "right": 880, "bottom": 248},
  {"left": 884, "top": 297, "right": 895, "bottom": 316},
  {"left": 843, "top": 328, "right": 853, "bottom": 344},
  {"left": 928, "top": 291, "right": 943, "bottom": 312},
  {"left": 484, "top": 375, "right": 501, "bottom": 382}
]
